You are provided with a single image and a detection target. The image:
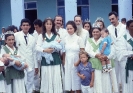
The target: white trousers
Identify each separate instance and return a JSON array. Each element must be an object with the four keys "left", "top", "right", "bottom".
[
  {"left": 24, "top": 69, "right": 34, "bottom": 93},
  {"left": 81, "top": 85, "right": 93, "bottom": 93},
  {"left": 114, "top": 60, "right": 126, "bottom": 92}
]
